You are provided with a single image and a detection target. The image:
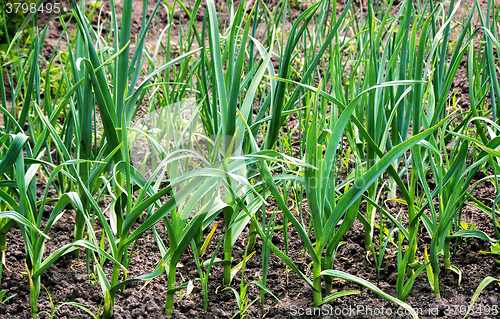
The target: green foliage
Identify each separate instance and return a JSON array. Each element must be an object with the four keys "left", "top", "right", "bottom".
[
  {"left": 0, "top": 2, "right": 24, "bottom": 41},
  {"left": 0, "top": 0, "right": 499, "bottom": 317}
]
